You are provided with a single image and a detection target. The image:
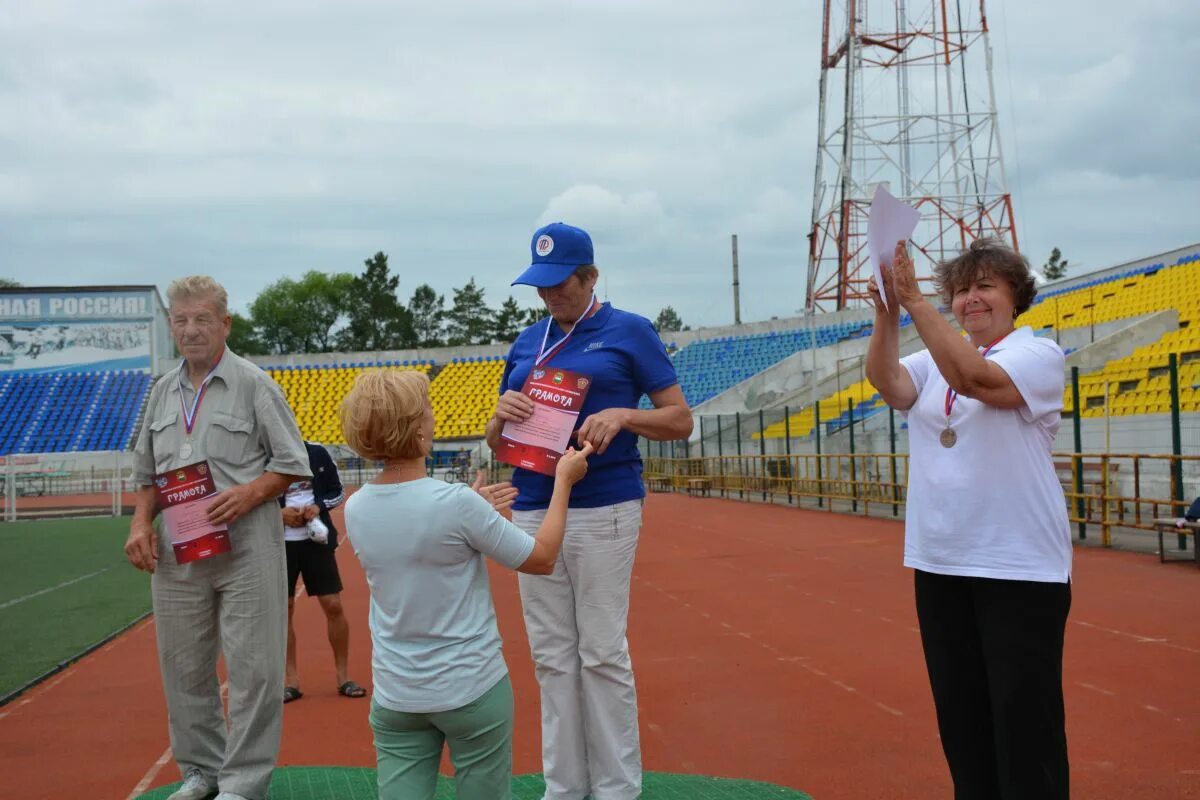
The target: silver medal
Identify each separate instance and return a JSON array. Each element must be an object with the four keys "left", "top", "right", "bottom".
[
  {"left": 180, "top": 441, "right": 194, "bottom": 460},
  {"left": 939, "top": 427, "right": 957, "bottom": 448}
]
